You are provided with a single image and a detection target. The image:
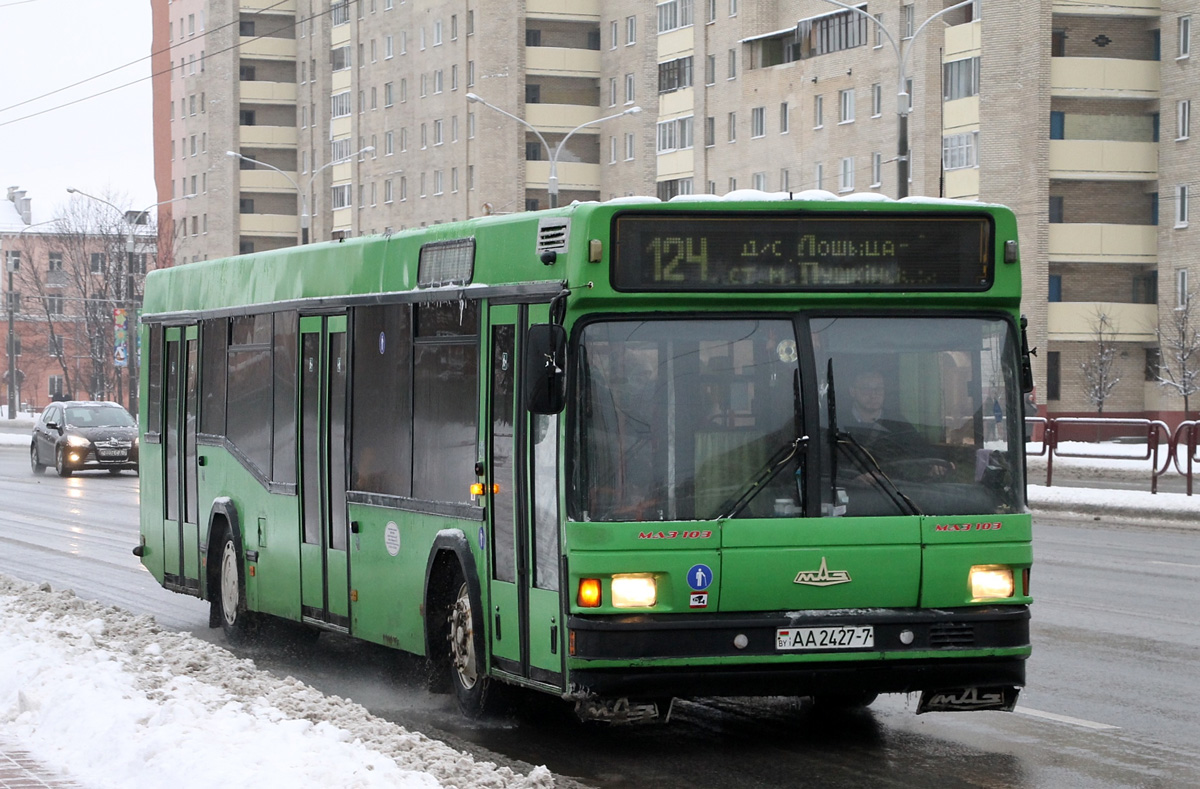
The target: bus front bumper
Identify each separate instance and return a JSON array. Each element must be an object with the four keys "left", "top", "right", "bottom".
[{"left": 566, "top": 605, "right": 1029, "bottom": 700}]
